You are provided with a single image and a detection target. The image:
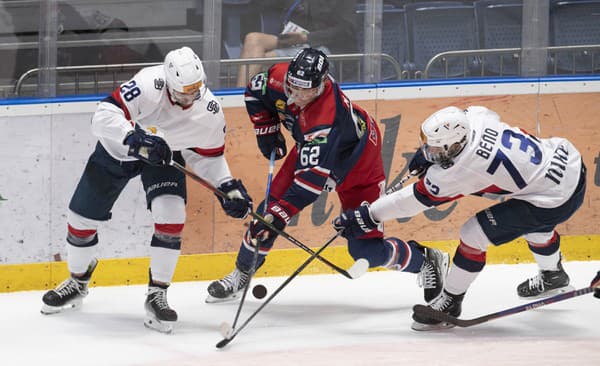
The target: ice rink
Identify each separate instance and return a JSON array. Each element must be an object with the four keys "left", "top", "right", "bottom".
[{"left": 2, "top": 260, "right": 599, "bottom": 366}]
